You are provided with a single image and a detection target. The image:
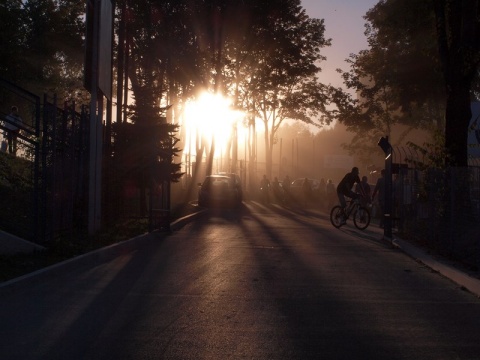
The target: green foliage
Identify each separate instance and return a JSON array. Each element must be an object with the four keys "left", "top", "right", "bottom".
[
  {"left": 0, "top": 153, "right": 35, "bottom": 239},
  {"left": 362, "top": 0, "right": 444, "bottom": 118},
  {"left": 0, "top": 0, "right": 86, "bottom": 101},
  {"left": 332, "top": 0, "right": 480, "bottom": 167},
  {"left": 405, "top": 130, "right": 451, "bottom": 171},
  {"left": 0, "top": 152, "right": 34, "bottom": 189},
  {"left": 331, "top": 0, "right": 448, "bottom": 162},
  {"left": 231, "top": 0, "right": 331, "bottom": 177},
  {"left": 405, "top": 132, "right": 450, "bottom": 220},
  {"left": 0, "top": 2, "right": 24, "bottom": 80},
  {"left": 0, "top": 218, "right": 148, "bottom": 282},
  {"left": 335, "top": 0, "right": 445, "bottom": 133},
  {"left": 122, "top": 0, "right": 331, "bottom": 179},
  {"left": 112, "top": 120, "right": 183, "bottom": 186},
  {"left": 0, "top": 203, "right": 199, "bottom": 282}
]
